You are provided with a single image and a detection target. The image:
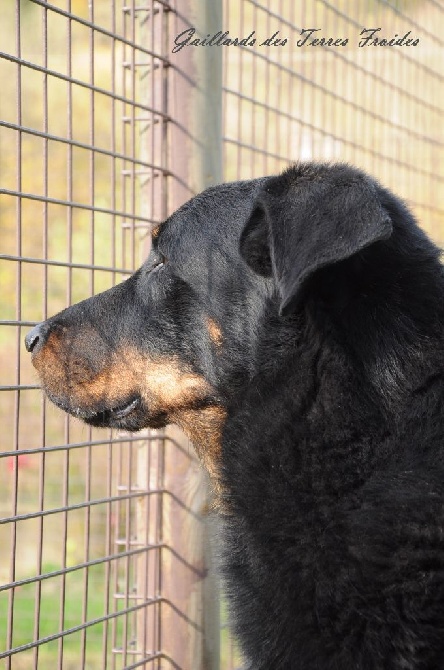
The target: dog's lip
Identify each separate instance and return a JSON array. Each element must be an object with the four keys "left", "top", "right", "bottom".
[
  {"left": 109, "top": 397, "right": 140, "bottom": 419},
  {"left": 45, "top": 391, "right": 141, "bottom": 421}
]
